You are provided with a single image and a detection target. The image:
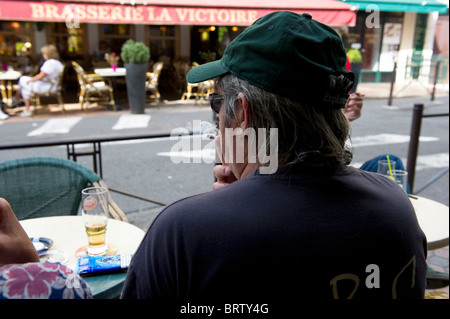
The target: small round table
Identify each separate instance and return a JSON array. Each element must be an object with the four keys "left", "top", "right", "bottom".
[
  {"left": 410, "top": 196, "right": 449, "bottom": 250},
  {"left": 20, "top": 215, "right": 145, "bottom": 298}
]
